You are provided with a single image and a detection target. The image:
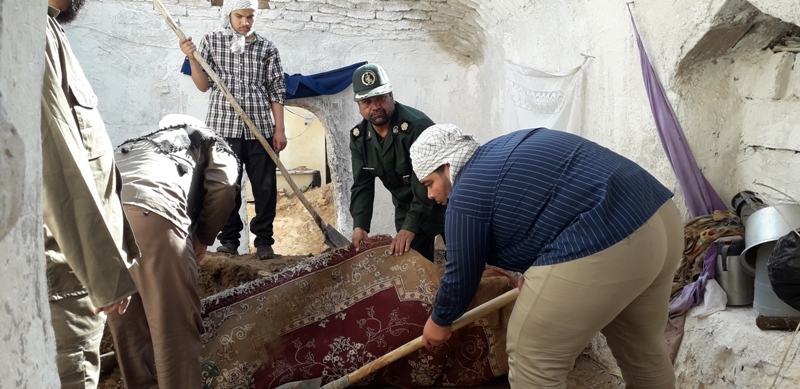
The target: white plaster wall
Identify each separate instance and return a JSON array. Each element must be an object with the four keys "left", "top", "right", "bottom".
[
  {"left": 669, "top": 0, "right": 800, "bottom": 208},
  {"left": 483, "top": 0, "right": 727, "bottom": 218},
  {"left": 479, "top": 0, "right": 799, "bottom": 213},
  {"left": 0, "top": 0, "right": 59, "bottom": 387},
  {"left": 26, "top": 0, "right": 800, "bottom": 385},
  {"left": 67, "top": 0, "right": 488, "bottom": 237},
  {"left": 750, "top": 0, "right": 800, "bottom": 26},
  {"left": 674, "top": 309, "right": 800, "bottom": 388},
  {"left": 65, "top": 0, "right": 800, "bottom": 244},
  {"left": 588, "top": 309, "right": 800, "bottom": 388}
]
